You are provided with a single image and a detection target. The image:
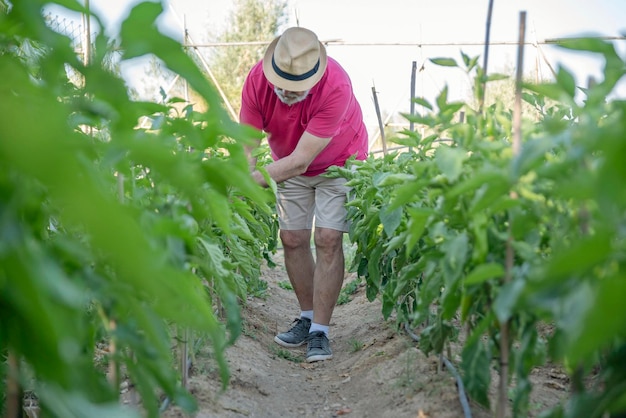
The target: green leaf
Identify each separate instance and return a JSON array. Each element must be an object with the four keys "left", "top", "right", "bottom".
[
  {"left": 469, "top": 213, "right": 488, "bottom": 262},
  {"left": 464, "top": 263, "right": 504, "bottom": 285},
  {"left": 566, "top": 273, "right": 626, "bottom": 365},
  {"left": 461, "top": 52, "right": 479, "bottom": 72},
  {"left": 435, "top": 86, "right": 450, "bottom": 113},
  {"left": 405, "top": 207, "right": 433, "bottom": 253},
  {"left": 441, "top": 281, "right": 462, "bottom": 320},
  {"left": 435, "top": 145, "right": 467, "bottom": 182},
  {"left": 198, "top": 237, "right": 230, "bottom": 279},
  {"left": 523, "top": 82, "right": 570, "bottom": 103},
  {"left": 430, "top": 57, "right": 458, "bottom": 67},
  {"left": 366, "top": 245, "right": 384, "bottom": 301},
  {"left": 468, "top": 179, "right": 511, "bottom": 216},
  {"left": 411, "top": 96, "right": 433, "bottom": 110},
  {"left": 557, "top": 37, "right": 617, "bottom": 55},
  {"left": 555, "top": 66, "right": 576, "bottom": 99},
  {"left": 441, "top": 232, "right": 469, "bottom": 285},
  {"left": 376, "top": 172, "right": 416, "bottom": 187},
  {"left": 512, "top": 135, "right": 559, "bottom": 178},
  {"left": 486, "top": 73, "right": 509, "bottom": 82},
  {"left": 379, "top": 204, "right": 403, "bottom": 236},
  {"left": 493, "top": 279, "right": 526, "bottom": 323},
  {"left": 388, "top": 179, "right": 430, "bottom": 211},
  {"left": 35, "top": 386, "right": 140, "bottom": 418},
  {"left": 541, "top": 231, "right": 612, "bottom": 282},
  {"left": 461, "top": 332, "right": 491, "bottom": 408},
  {"left": 446, "top": 168, "right": 506, "bottom": 198},
  {"left": 420, "top": 321, "right": 454, "bottom": 355}
]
